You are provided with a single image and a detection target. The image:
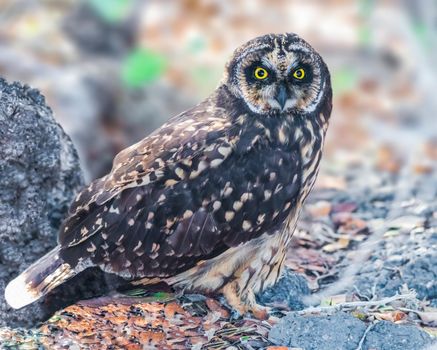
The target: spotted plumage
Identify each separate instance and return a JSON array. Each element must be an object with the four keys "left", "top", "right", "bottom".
[{"left": 5, "top": 33, "right": 332, "bottom": 315}]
